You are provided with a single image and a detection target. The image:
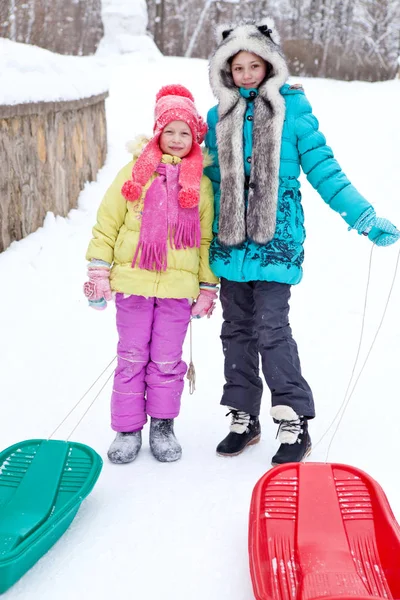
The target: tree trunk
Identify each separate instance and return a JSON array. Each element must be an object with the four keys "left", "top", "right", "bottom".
[{"left": 0, "top": 0, "right": 103, "bottom": 55}]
